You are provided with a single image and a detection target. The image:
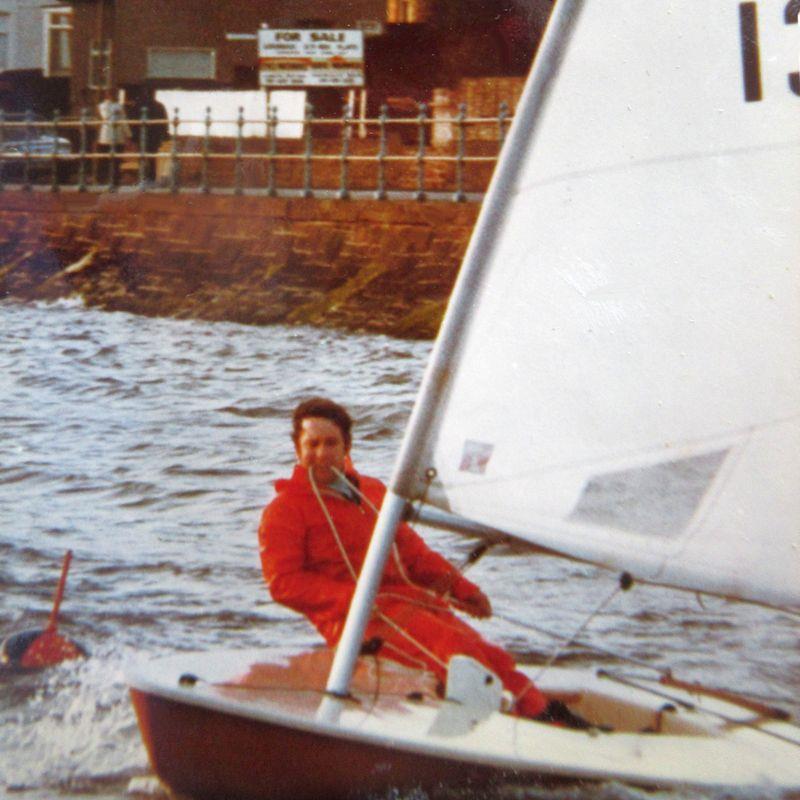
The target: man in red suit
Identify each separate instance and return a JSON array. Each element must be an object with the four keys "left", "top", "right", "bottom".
[{"left": 258, "top": 397, "right": 550, "bottom": 719}]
